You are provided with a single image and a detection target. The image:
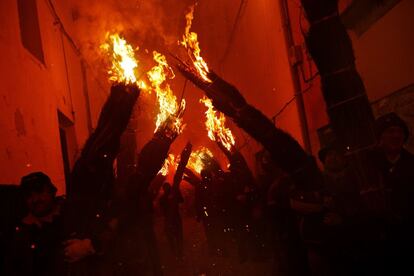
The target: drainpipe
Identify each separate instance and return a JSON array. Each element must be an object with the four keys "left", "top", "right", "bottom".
[{"left": 279, "top": 0, "right": 312, "bottom": 154}]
